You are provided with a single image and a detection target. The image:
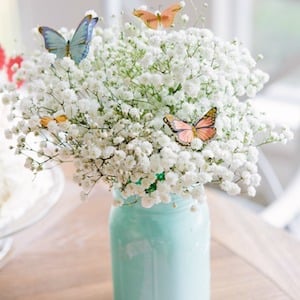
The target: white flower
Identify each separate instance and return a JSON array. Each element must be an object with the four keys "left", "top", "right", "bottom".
[
  {"left": 250, "top": 173, "right": 261, "bottom": 186},
  {"left": 191, "top": 139, "right": 203, "bottom": 151},
  {"left": 247, "top": 186, "right": 256, "bottom": 197},
  {"left": 141, "top": 195, "right": 156, "bottom": 208},
  {"left": 113, "top": 136, "right": 124, "bottom": 145},
  {"left": 103, "top": 146, "right": 115, "bottom": 158},
  {"left": 160, "top": 134, "right": 174, "bottom": 148},
  {"left": 181, "top": 14, "right": 189, "bottom": 23},
  {"left": 190, "top": 185, "right": 206, "bottom": 202},
  {"left": 138, "top": 155, "right": 151, "bottom": 172},
  {"left": 165, "top": 171, "right": 179, "bottom": 186},
  {"left": 220, "top": 180, "right": 241, "bottom": 195},
  {"left": 159, "top": 192, "right": 171, "bottom": 203},
  {"left": 4, "top": 129, "right": 12, "bottom": 139},
  {"left": 181, "top": 171, "right": 197, "bottom": 186}
]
